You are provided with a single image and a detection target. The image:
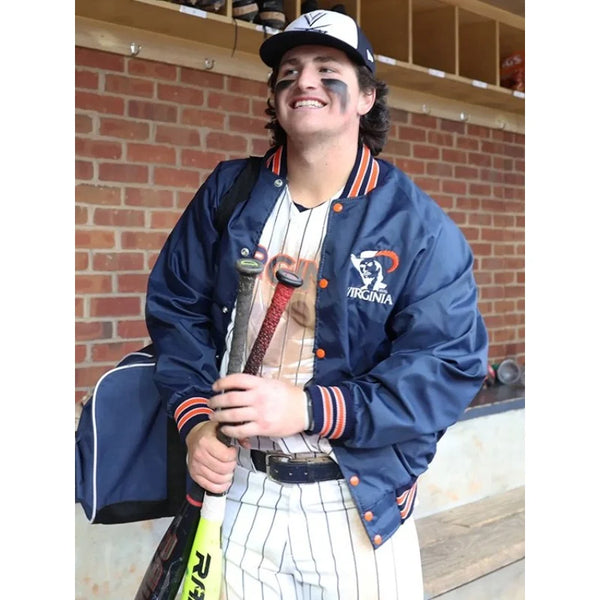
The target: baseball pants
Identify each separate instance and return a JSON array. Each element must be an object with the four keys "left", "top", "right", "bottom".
[{"left": 220, "top": 453, "right": 424, "bottom": 600}]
